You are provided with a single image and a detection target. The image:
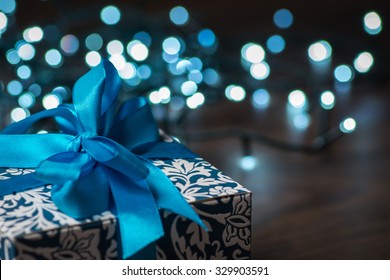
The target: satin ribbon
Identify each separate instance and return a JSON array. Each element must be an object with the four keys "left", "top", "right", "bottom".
[{"left": 0, "top": 59, "right": 205, "bottom": 259}]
